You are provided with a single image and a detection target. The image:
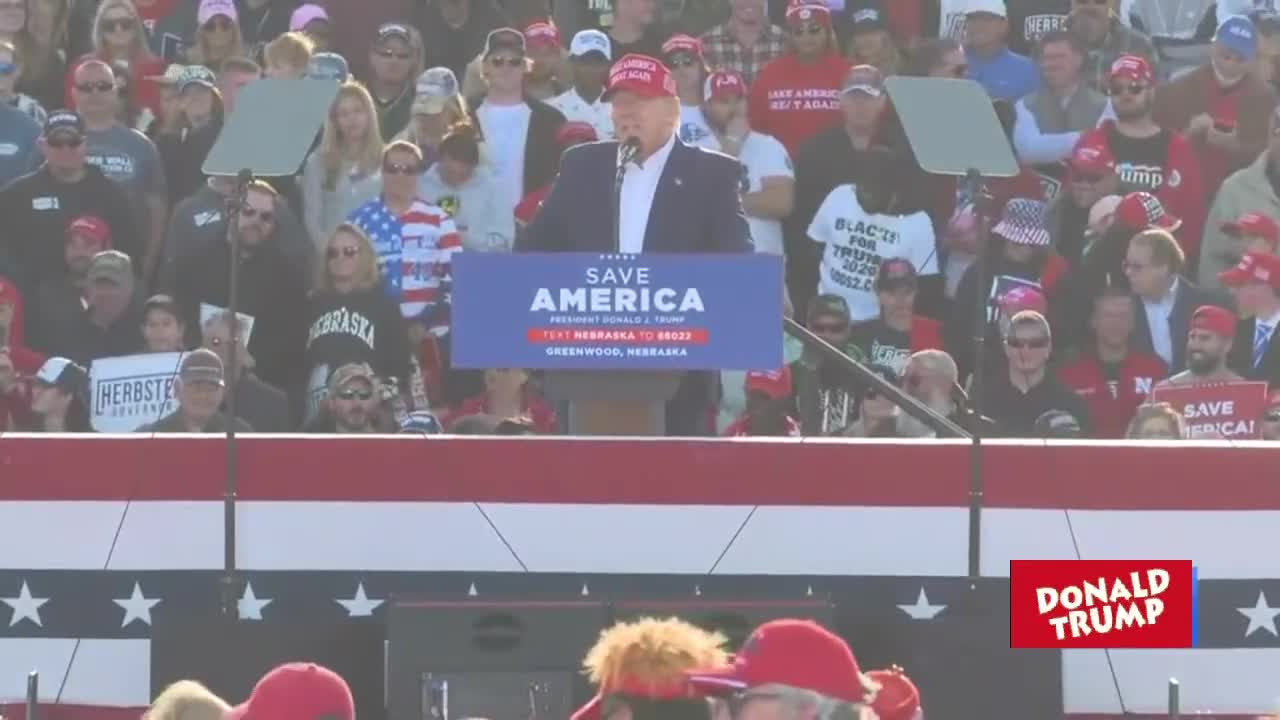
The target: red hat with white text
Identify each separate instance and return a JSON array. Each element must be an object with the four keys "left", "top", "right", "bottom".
[
  {"left": 1221, "top": 212, "right": 1280, "bottom": 248},
  {"left": 661, "top": 33, "right": 702, "bottom": 58},
  {"left": 523, "top": 21, "right": 561, "bottom": 50},
  {"left": 1218, "top": 251, "right": 1280, "bottom": 290},
  {"left": 1068, "top": 137, "right": 1116, "bottom": 176},
  {"left": 704, "top": 69, "right": 746, "bottom": 101},
  {"left": 603, "top": 54, "right": 676, "bottom": 100},
  {"left": 1114, "top": 191, "right": 1181, "bottom": 232},
  {"left": 744, "top": 366, "right": 792, "bottom": 400},
  {"left": 784, "top": 0, "right": 831, "bottom": 25},
  {"left": 1108, "top": 54, "right": 1154, "bottom": 84}
]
